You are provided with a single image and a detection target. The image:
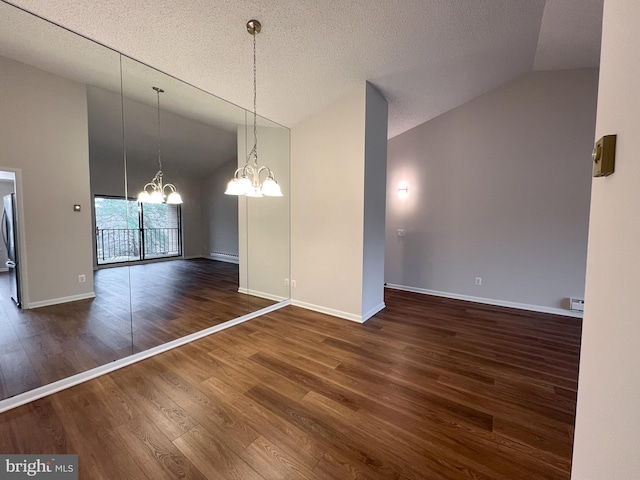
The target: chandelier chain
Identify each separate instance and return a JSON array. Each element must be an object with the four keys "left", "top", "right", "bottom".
[
  {"left": 252, "top": 31, "right": 258, "bottom": 166},
  {"left": 156, "top": 87, "right": 163, "bottom": 172}
]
